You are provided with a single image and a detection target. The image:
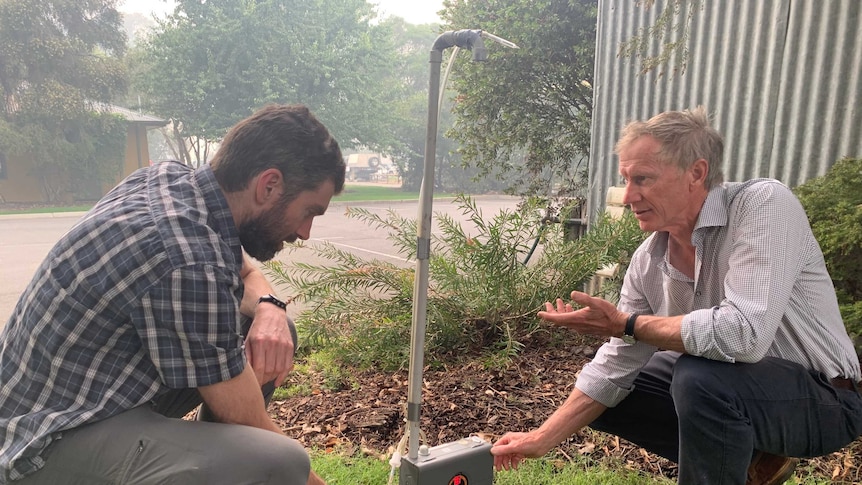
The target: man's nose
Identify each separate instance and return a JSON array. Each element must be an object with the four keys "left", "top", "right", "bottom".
[
  {"left": 621, "top": 183, "right": 638, "bottom": 205},
  {"left": 296, "top": 218, "right": 314, "bottom": 240}
]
